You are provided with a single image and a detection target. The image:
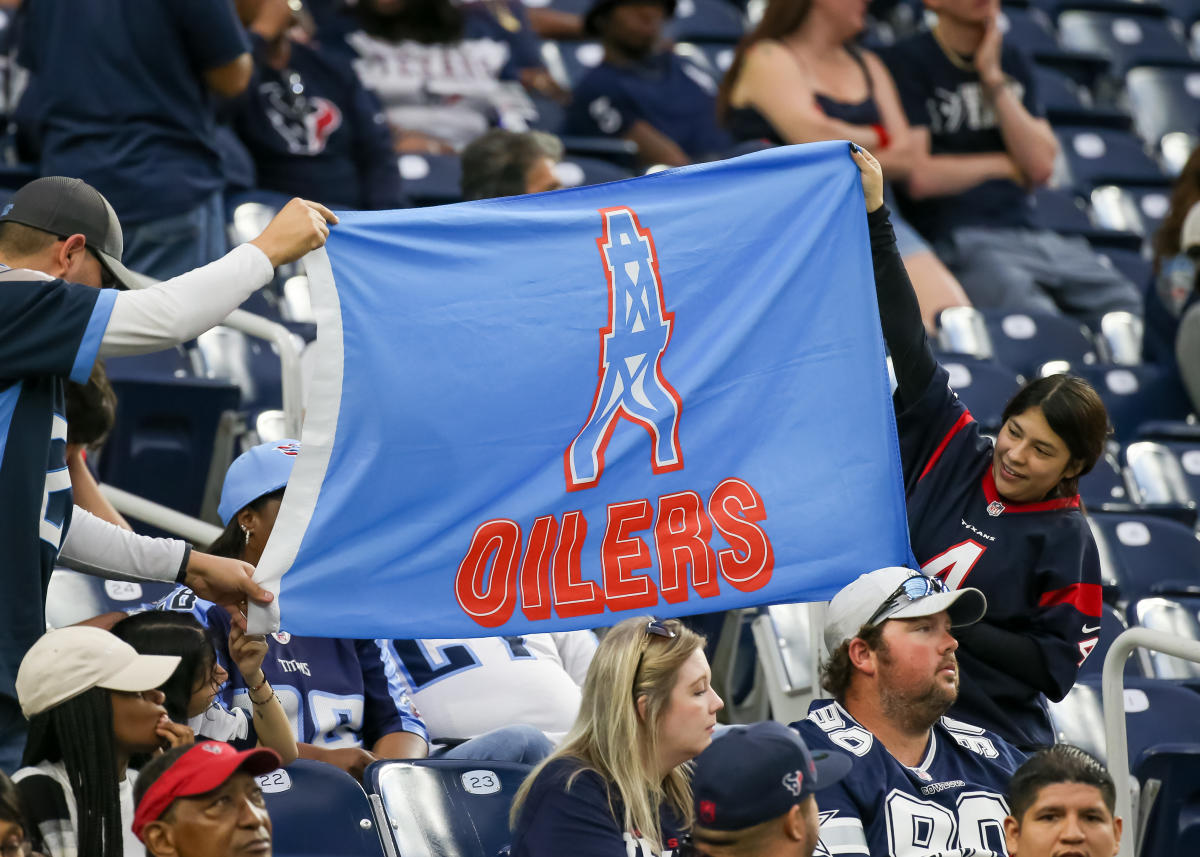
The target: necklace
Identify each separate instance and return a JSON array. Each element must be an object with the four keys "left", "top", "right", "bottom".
[{"left": 931, "top": 25, "right": 976, "bottom": 73}]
